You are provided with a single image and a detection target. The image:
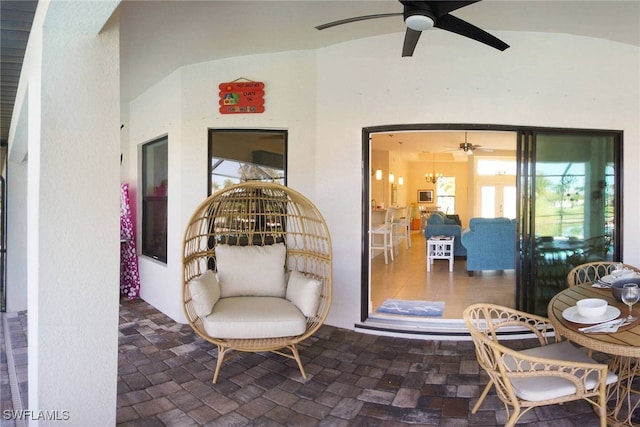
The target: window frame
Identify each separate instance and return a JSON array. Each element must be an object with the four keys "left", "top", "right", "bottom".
[
  {"left": 208, "top": 129, "right": 287, "bottom": 195},
  {"left": 141, "top": 136, "right": 168, "bottom": 263}
]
